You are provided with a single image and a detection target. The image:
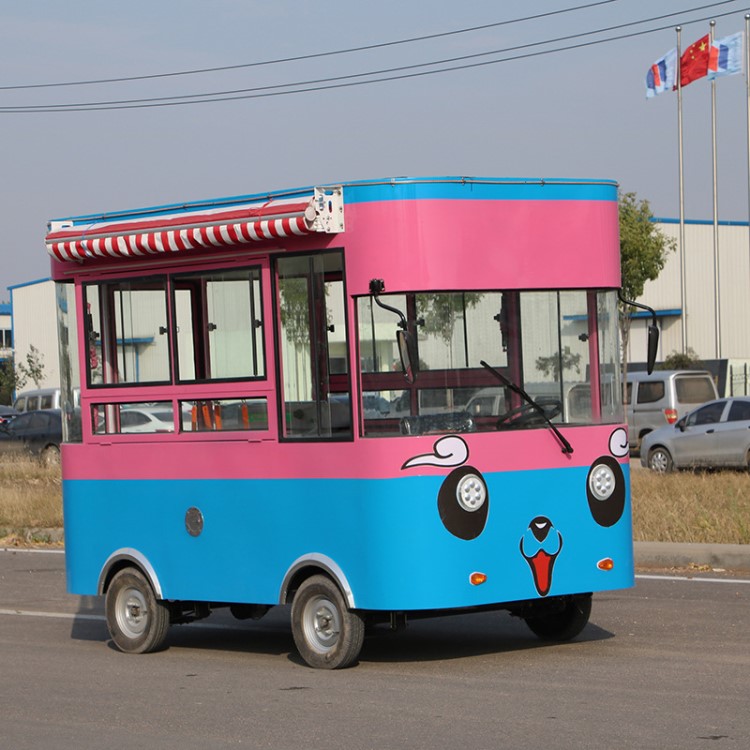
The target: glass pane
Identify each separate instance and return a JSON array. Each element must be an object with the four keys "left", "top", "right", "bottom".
[
  {"left": 93, "top": 402, "right": 176, "bottom": 434},
  {"left": 358, "top": 295, "right": 408, "bottom": 374},
  {"left": 84, "top": 280, "right": 170, "bottom": 385},
  {"left": 358, "top": 287, "right": 622, "bottom": 437},
  {"left": 597, "top": 291, "right": 623, "bottom": 422},
  {"left": 174, "top": 267, "right": 264, "bottom": 382},
  {"left": 180, "top": 398, "right": 268, "bottom": 432},
  {"left": 55, "top": 282, "right": 82, "bottom": 443},
  {"left": 415, "top": 292, "right": 502, "bottom": 370},
  {"left": 277, "top": 253, "right": 351, "bottom": 439}
]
